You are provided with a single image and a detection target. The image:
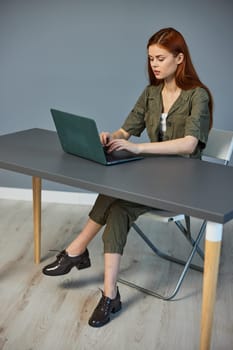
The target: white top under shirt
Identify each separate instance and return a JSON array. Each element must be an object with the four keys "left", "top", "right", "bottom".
[{"left": 160, "top": 113, "right": 168, "bottom": 133}]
